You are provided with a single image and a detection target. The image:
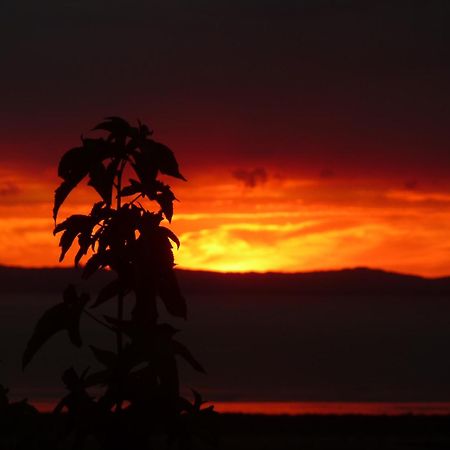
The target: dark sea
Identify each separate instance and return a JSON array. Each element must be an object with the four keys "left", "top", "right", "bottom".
[{"left": 2, "top": 291, "right": 450, "bottom": 415}]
